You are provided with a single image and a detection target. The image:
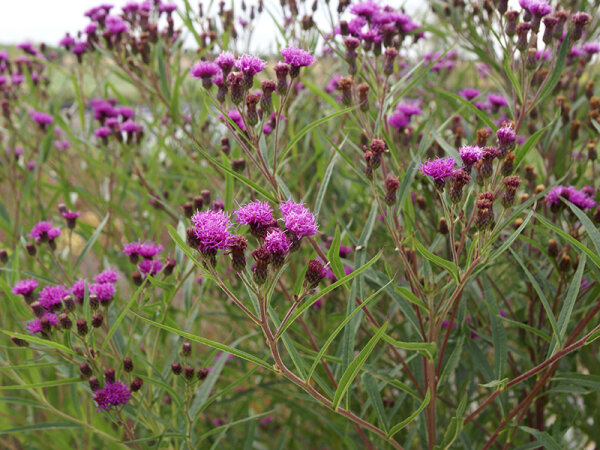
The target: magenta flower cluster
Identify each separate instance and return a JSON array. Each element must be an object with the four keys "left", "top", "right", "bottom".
[
  {"left": 279, "top": 201, "right": 319, "bottom": 238},
  {"left": 191, "top": 210, "right": 232, "bottom": 252},
  {"left": 546, "top": 186, "right": 597, "bottom": 211},
  {"left": 29, "top": 221, "right": 61, "bottom": 244},
  {"left": 94, "top": 381, "right": 131, "bottom": 412}
]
